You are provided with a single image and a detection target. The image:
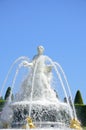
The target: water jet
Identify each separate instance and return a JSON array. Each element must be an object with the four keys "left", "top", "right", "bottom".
[{"left": 0, "top": 46, "right": 82, "bottom": 130}]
